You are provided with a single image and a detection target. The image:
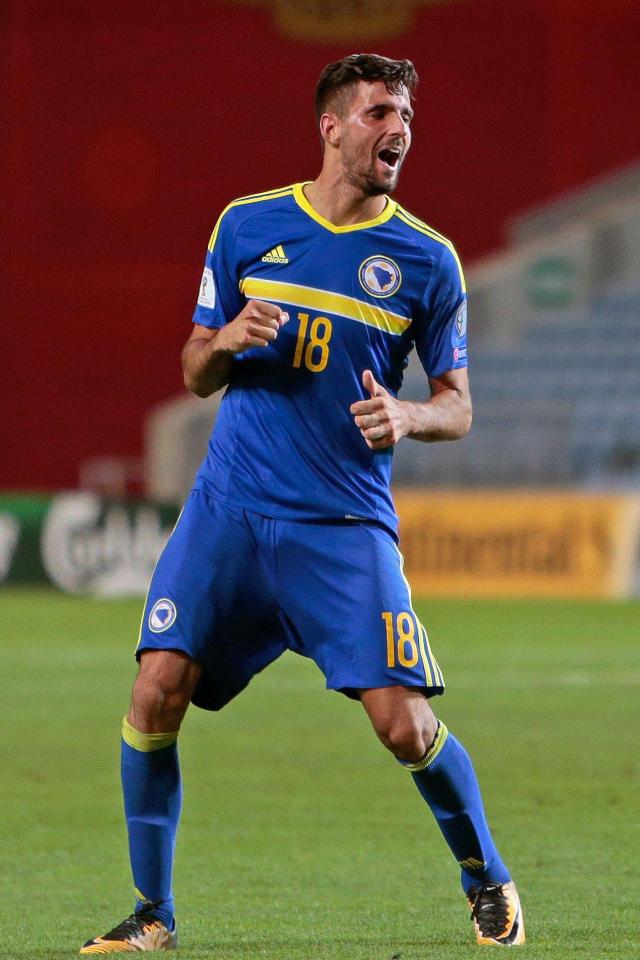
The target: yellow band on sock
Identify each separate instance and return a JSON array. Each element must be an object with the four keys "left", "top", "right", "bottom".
[
  {"left": 402, "top": 721, "right": 449, "bottom": 772},
  {"left": 122, "top": 716, "right": 179, "bottom": 752}
]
